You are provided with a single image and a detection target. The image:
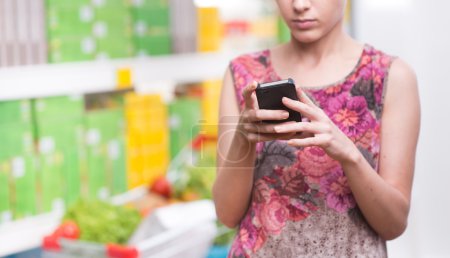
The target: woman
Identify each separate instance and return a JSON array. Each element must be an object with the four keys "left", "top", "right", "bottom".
[{"left": 213, "top": 0, "right": 420, "bottom": 257}]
